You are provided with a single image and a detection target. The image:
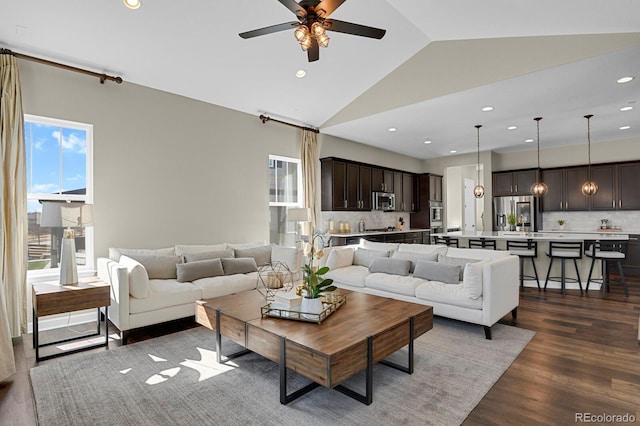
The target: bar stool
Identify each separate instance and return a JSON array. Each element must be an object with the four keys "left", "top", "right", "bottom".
[
  {"left": 433, "top": 236, "right": 459, "bottom": 248},
  {"left": 544, "top": 241, "right": 583, "bottom": 295},
  {"left": 506, "top": 239, "right": 539, "bottom": 289},
  {"left": 468, "top": 238, "right": 496, "bottom": 250},
  {"left": 585, "top": 240, "right": 629, "bottom": 297}
]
